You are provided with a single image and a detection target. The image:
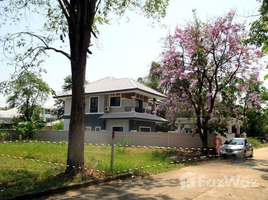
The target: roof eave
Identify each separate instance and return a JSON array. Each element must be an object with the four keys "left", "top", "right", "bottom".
[{"left": 54, "top": 88, "right": 166, "bottom": 99}]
